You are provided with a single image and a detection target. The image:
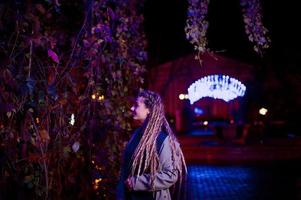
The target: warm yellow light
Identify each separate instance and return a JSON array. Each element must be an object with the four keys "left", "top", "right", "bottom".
[
  {"left": 91, "top": 94, "right": 96, "bottom": 99},
  {"left": 179, "top": 94, "right": 185, "bottom": 100},
  {"left": 98, "top": 95, "right": 104, "bottom": 101},
  {"left": 259, "top": 107, "right": 268, "bottom": 115},
  {"left": 94, "top": 178, "right": 102, "bottom": 184},
  {"left": 184, "top": 94, "right": 189, "bottom": 99}
]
